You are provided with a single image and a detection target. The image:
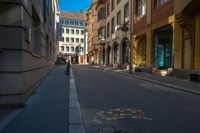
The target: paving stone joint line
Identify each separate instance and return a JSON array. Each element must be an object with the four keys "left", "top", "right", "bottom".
[{"left": 68, "top": 68, "right": 86, "bottom": 133}]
